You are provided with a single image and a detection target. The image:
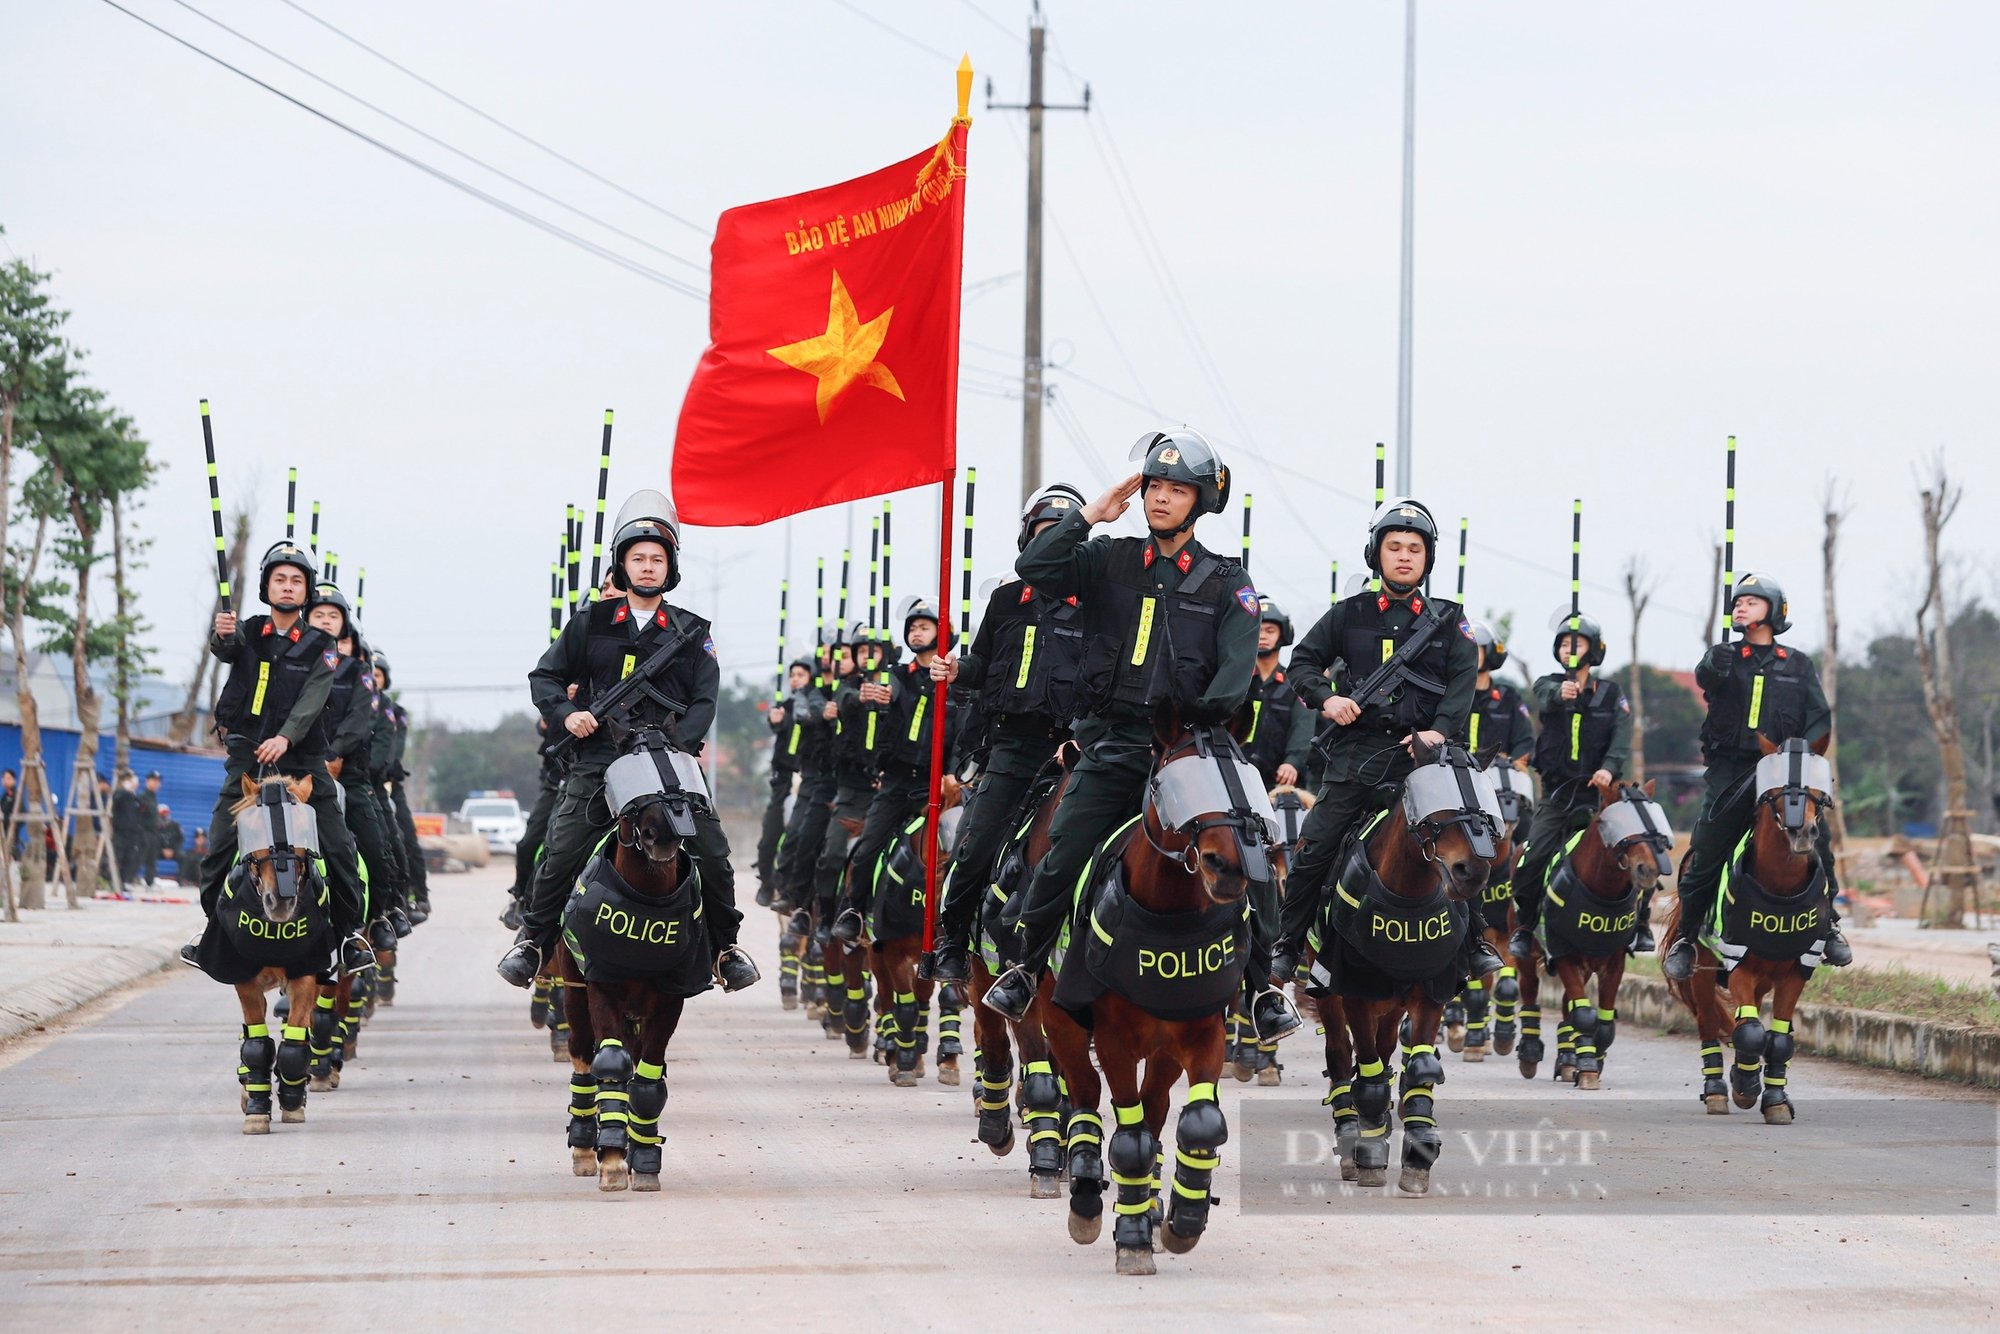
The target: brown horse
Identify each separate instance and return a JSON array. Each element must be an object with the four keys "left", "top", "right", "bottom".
[
  {"left": 1664, "top": 734, "right": 1835, "bottom": 1123},
  {"left": 219, "top": 775, "right": 331, "bottom": 1134},
  {"left": 1309, "top": 746, "right": 1512, "bottom": 1194},
  {"left": 1044, "top": 716, "right": 1281, "bottom": 1276},
  {"left": 1456, "top": 755, "right": 1530, "bottom": 1061},
  {"left": 555, "top": 730, "right": 712, "bottom": 1192},
  {"left": 1512, "top": 780, "right": 1671, "bottom": 1089},
  {"left": 863, "top": 777, "right": 964, "bottom": 1087},
  {"left": 965, "top": 749, "right": 1075, "bottom": 1198}
]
